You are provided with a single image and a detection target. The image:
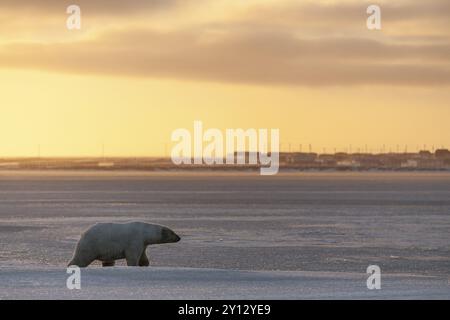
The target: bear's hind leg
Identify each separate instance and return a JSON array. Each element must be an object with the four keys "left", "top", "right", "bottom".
[
  {"left": 68, "top": 256, "right": 95, "bottom": 268},
  {"left": 139, "top": 251, "right": 149, "bottom": 267}
]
